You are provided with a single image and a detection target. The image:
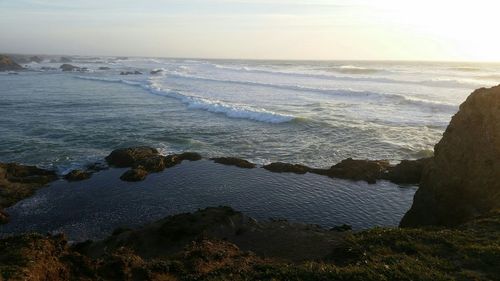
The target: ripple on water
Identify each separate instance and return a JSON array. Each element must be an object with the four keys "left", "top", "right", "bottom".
[{"left": 0, "top": 160, "right": 417, "bottom": 241}]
